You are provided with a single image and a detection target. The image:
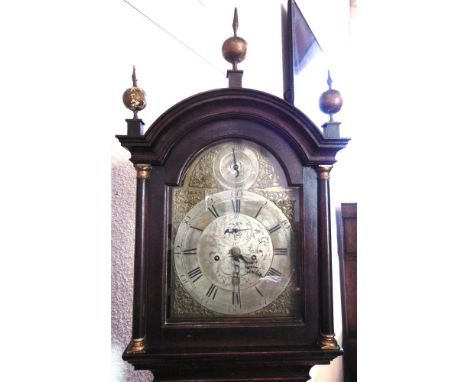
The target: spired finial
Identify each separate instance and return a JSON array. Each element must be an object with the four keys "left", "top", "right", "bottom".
[
  {"left": 122, "top": 66, "right": 147, "bottom": 119},
  {"left": 232, "top": 8, "right": 239, "bottom": 36},
  {"left": 319, "top": 70, "right": 343, "bottom": 122},
  {"left": 222, "top": 8, "right": 247, "bottom": 71}
]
